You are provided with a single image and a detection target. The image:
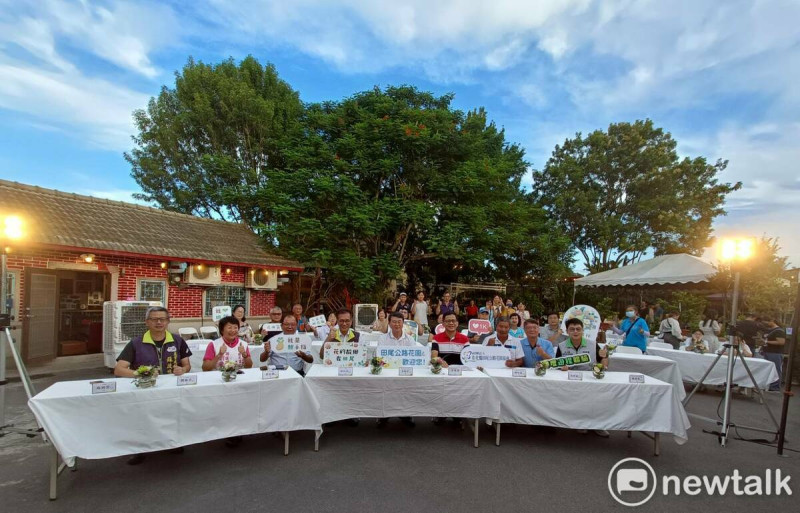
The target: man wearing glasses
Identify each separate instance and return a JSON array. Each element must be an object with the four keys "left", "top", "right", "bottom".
[
  {"left": 260, "top": 306, "right": 285, "bottom": 339},
  {"left": 431, "top": 312, "right": 469, "bottom": 365},
  {"left": 114, "top": 306, "right": 192, "bottom": 378}
]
